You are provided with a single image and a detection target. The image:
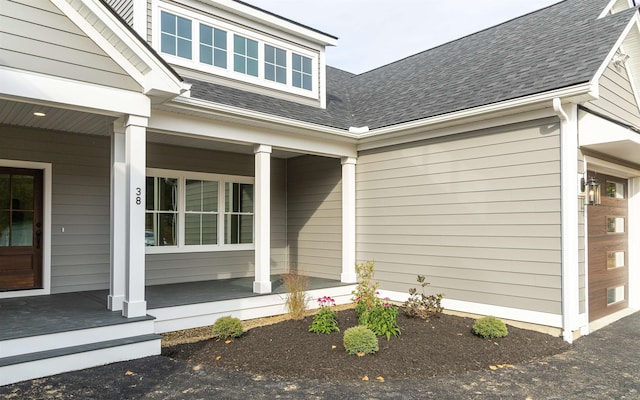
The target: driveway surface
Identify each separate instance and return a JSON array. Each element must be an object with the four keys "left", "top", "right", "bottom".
[{"left": 1, "top": 311, "right": 638, "bottom": 399}]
